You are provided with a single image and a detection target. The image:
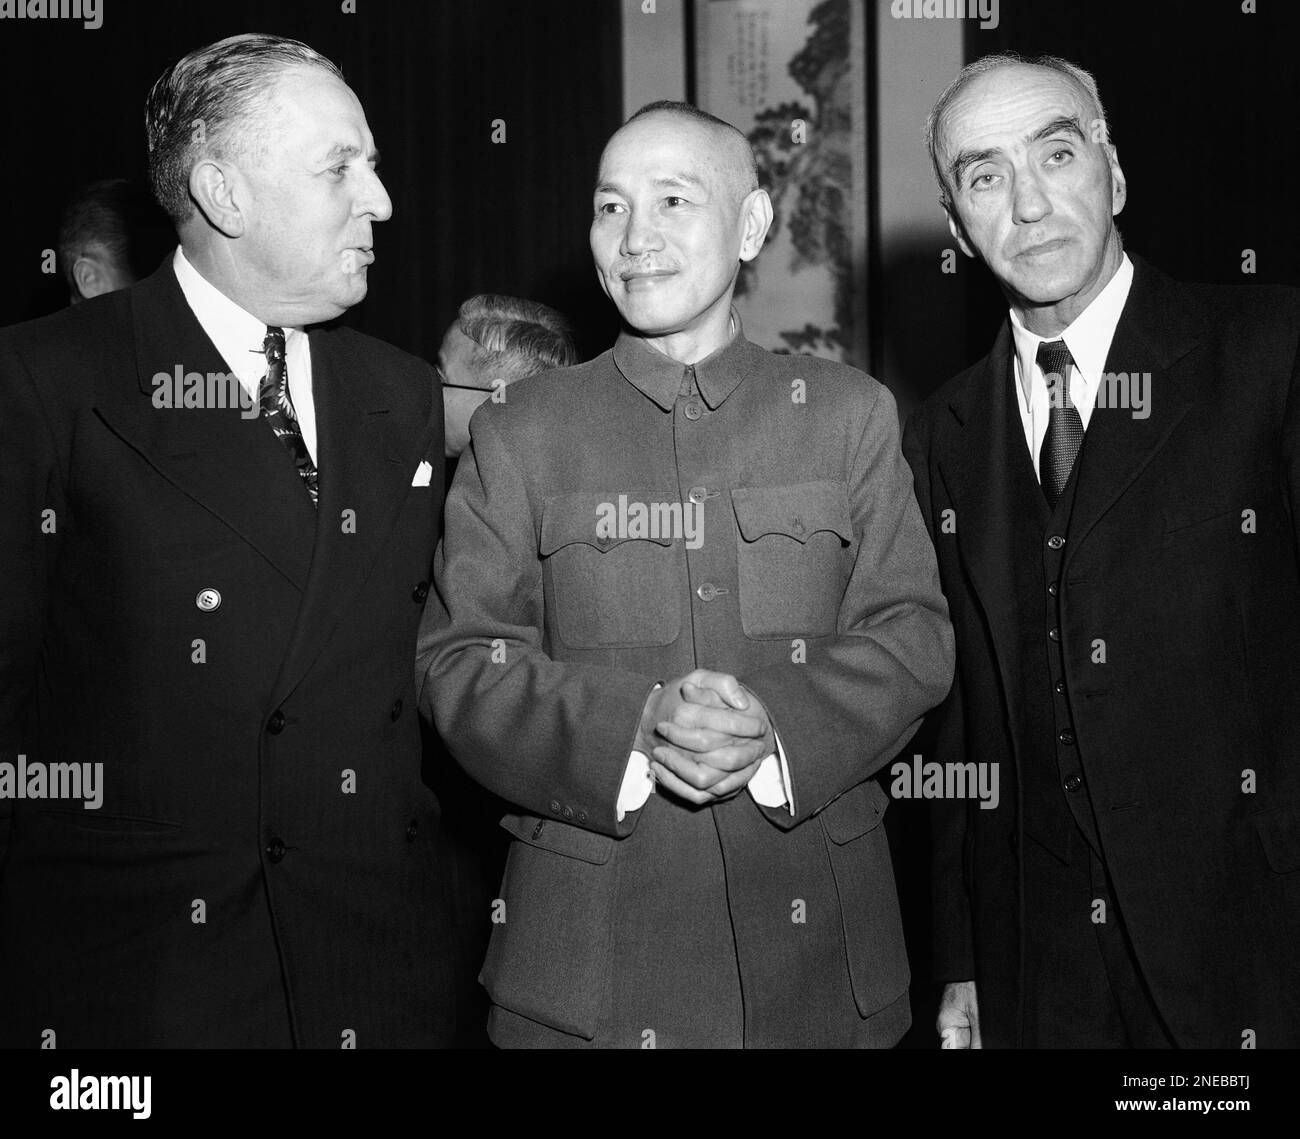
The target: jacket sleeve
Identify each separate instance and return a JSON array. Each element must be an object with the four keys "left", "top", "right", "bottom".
[
  {"left": 902, "top": 408, "right": 975, "bottom": 981},
  {"left": 414, "top": 408, "right": 657, "bottom": 840},
  {"left": 741, "top": 382, "right": 955, "bottom": 827}
]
